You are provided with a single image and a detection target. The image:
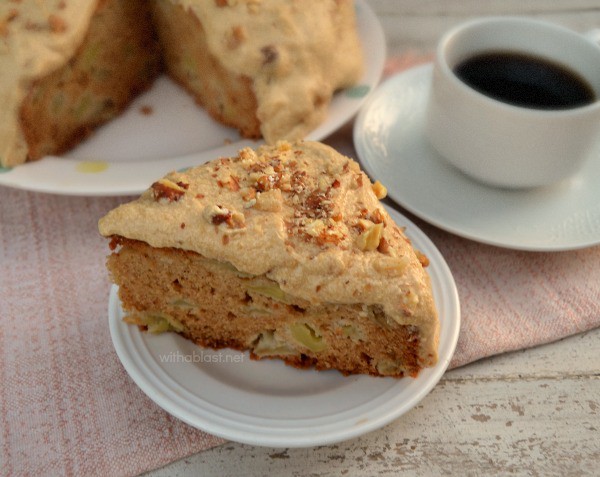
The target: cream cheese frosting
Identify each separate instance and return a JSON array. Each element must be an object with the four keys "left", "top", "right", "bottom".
[
  {"left": 176, "top": 0, "right": 363, "bottom": 142},
  {"left": 98, "top": 141, "right": 439, "bottom": 364},
  {"left": 1, "top": 0, "right": 362, "bottom": 167}
]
